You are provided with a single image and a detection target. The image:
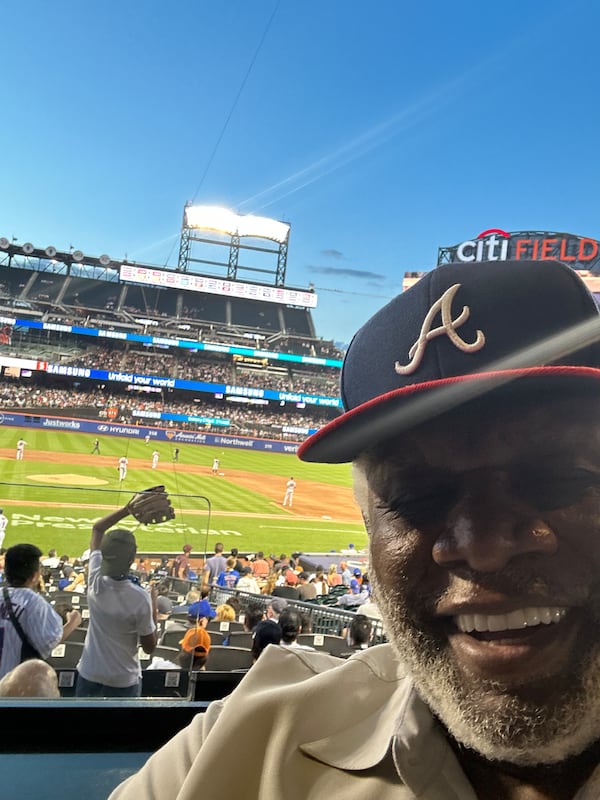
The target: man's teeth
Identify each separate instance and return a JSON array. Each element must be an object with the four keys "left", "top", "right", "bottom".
[{"left": 455, "top": 607, "right": 567, "bottom": 633}]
